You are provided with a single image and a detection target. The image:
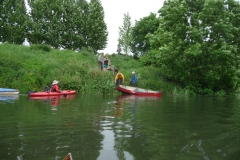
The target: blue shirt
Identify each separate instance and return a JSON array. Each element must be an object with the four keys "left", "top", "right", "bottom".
[{"left": 131, "top": 74, "right": 137, "bottom": 83}]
